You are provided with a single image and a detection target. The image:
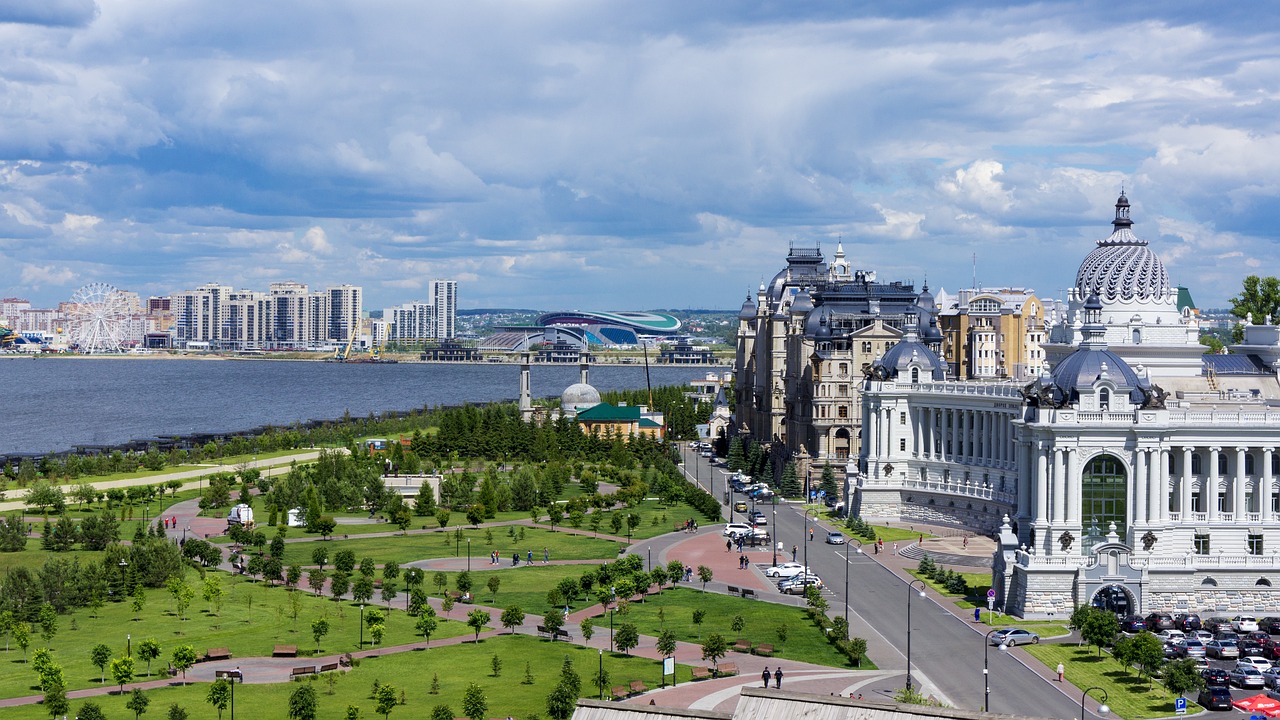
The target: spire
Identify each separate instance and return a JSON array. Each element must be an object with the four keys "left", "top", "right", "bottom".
[
  {"left": 1112, "top": 190, "right": 1133, "bottom": 231},
  {"left": 1080, "top": 293, "right": 1108, "bottom": 350}
]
